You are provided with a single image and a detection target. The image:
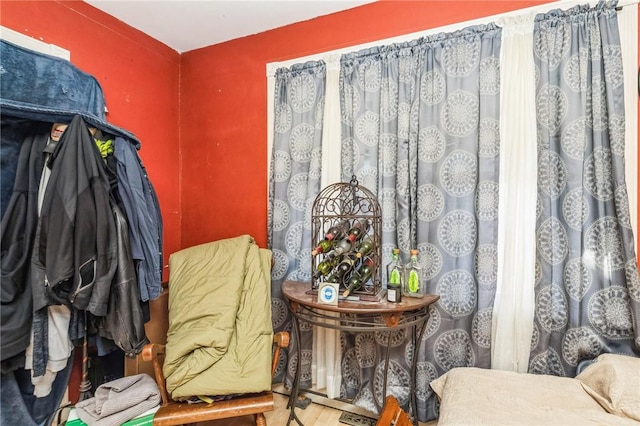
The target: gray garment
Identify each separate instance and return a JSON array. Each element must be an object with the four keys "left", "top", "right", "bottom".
[{"left": 75, "top": 374, "right": 160, "bottom": 426}]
